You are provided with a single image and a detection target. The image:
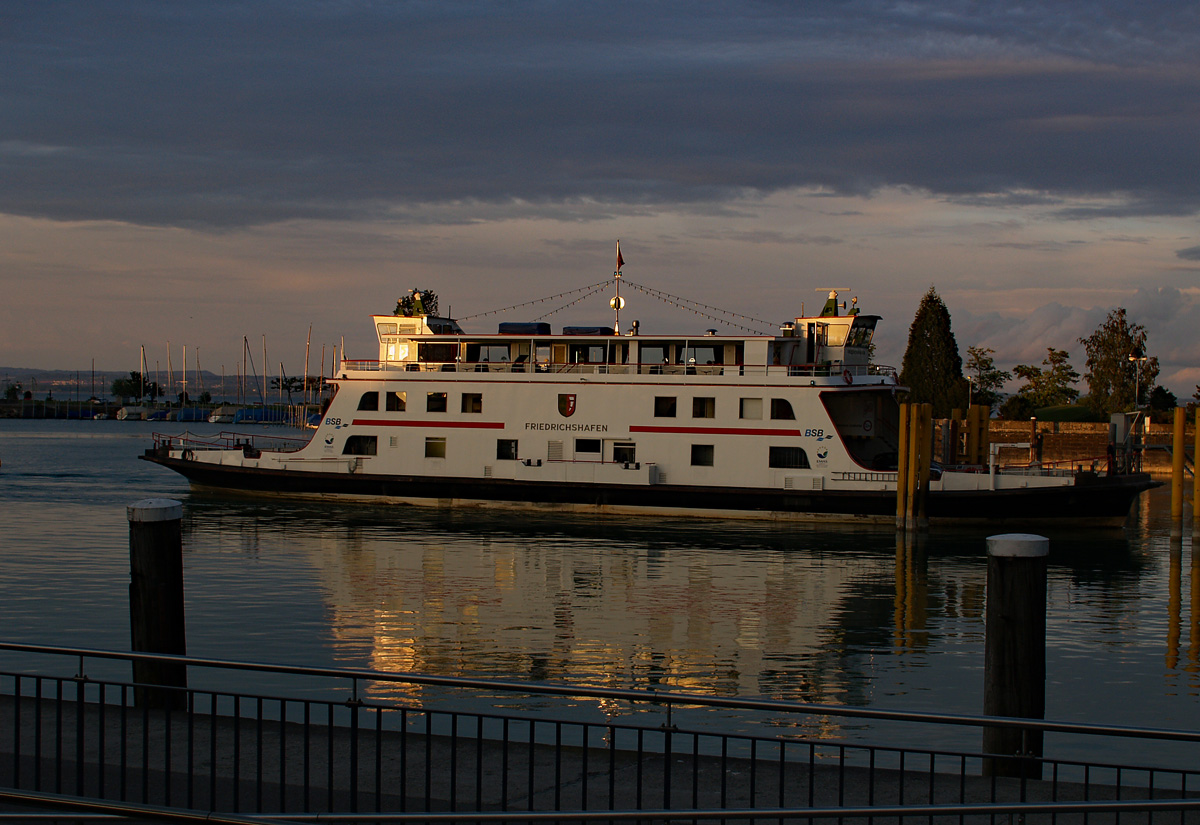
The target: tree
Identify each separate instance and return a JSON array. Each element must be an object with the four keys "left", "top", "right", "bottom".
[
  {"left": 4, "top": 382, "right": 20, "bottom": 401},
  {"left": 394, "top": 289, "right": 439, "bottom": 317},
  {"left": 111, "top": 371, "right": 161, "bottom": 401},
  {"left": 111, "top": 371, "right": 141, "bottom": 400},
  {"left": 965, "top": 346, "right": 1010, "bottom": 411},
  {"left": 899, "top": 287, "right": 967, "bottom": 417},
  {"left": 1011, "top": 348, "right": 1080, "bottom": 409},
  {"left": 999, "top": 393, "right": 1035, "bottom": 421},
  {"left": 1148, "top": 386, "right": 1177, "bottom": 420},
  {"left": 1079, "top": 308, "right": 1159, "bottom": 416},
  {"left": 270, "top": 375, "right": 304, "bottom": 403}
]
